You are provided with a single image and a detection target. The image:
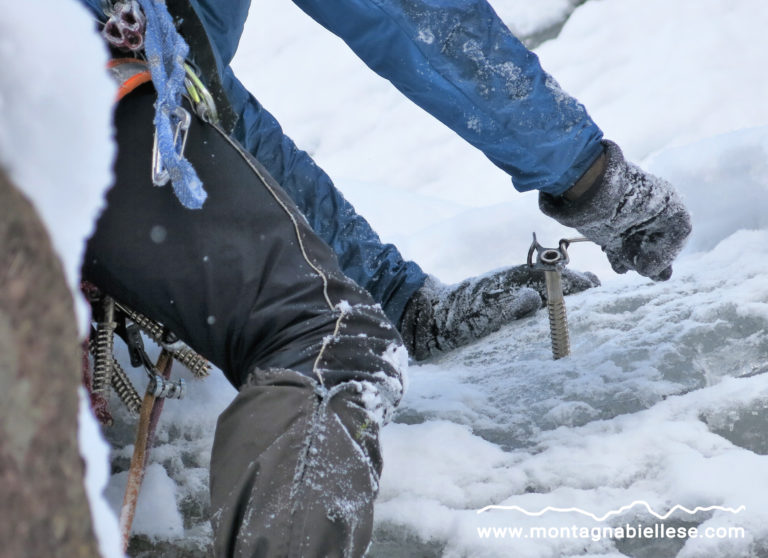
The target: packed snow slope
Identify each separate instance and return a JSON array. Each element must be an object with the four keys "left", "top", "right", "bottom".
[{"left": 11, "top": 0, "right": 762, "bottom": 556}]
